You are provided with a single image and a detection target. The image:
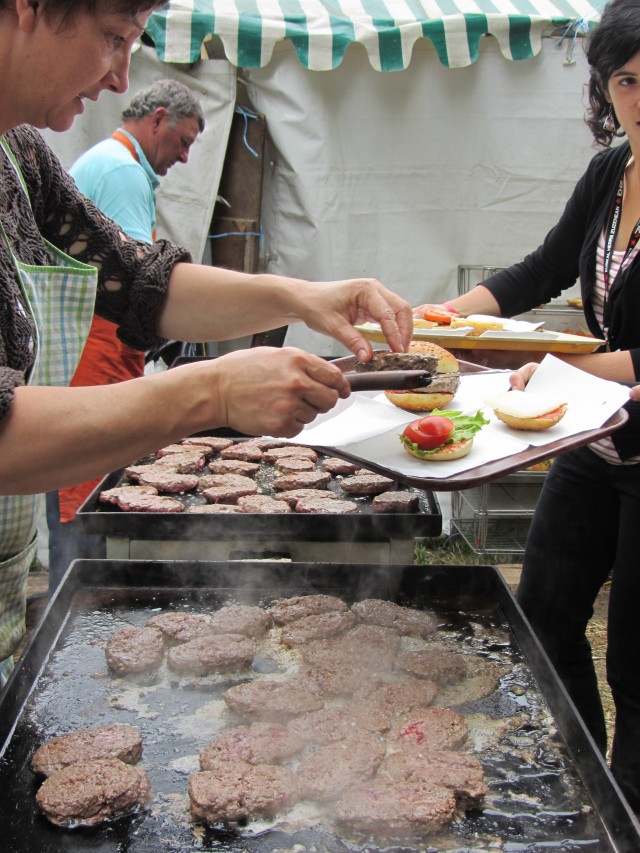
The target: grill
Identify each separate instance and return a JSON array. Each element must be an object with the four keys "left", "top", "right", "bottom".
[
  {"left": 1, "top": 559, "right": 639, "bottom": 852},
  {"left": 76, "top": 436, "right": 441, "bottom": 564}
]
